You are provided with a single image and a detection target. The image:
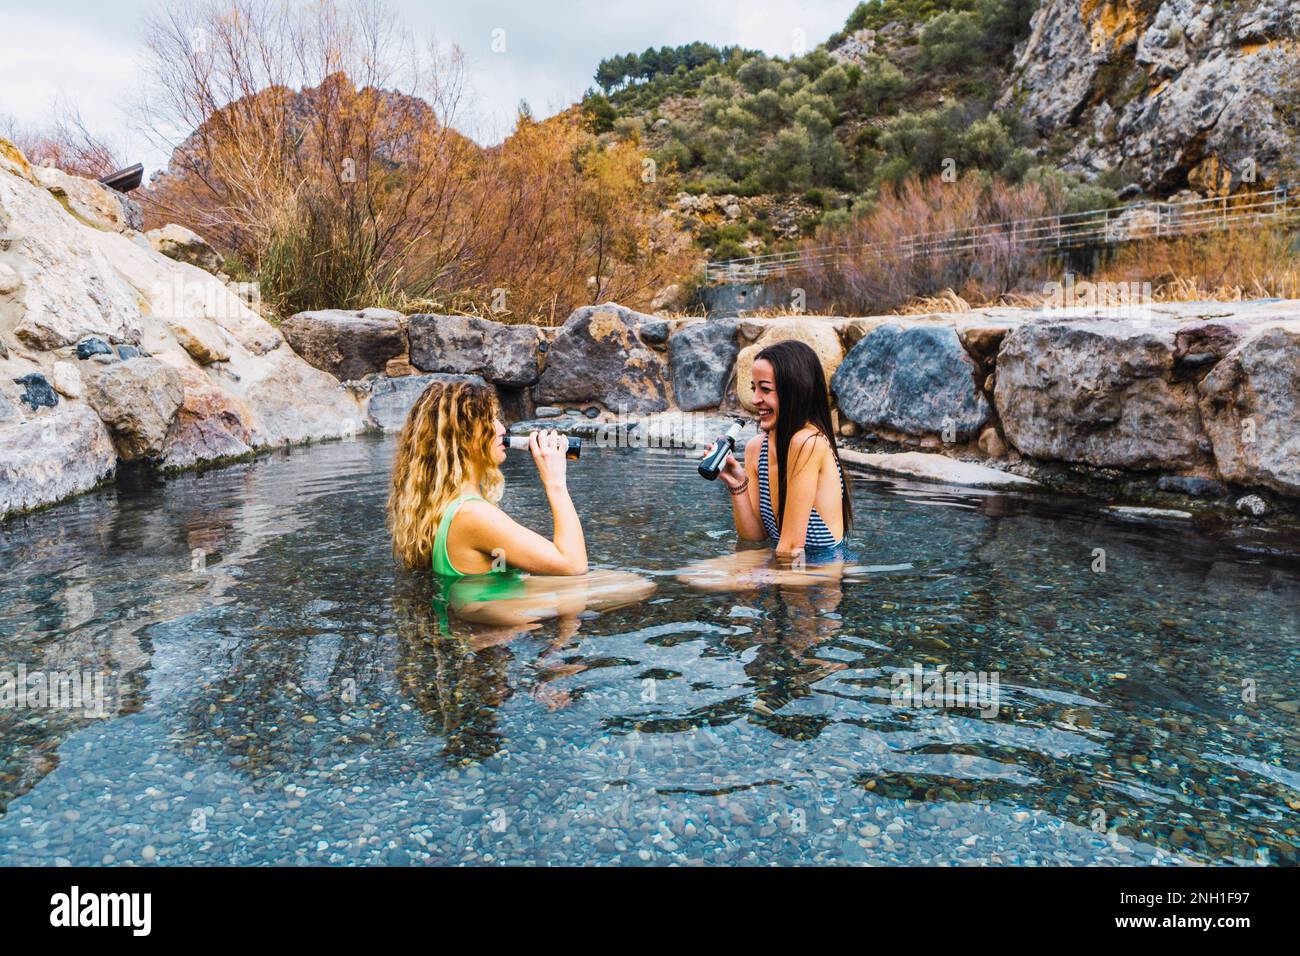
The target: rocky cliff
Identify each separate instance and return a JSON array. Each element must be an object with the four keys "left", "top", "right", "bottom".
[
  {"left": 0, "top": 140, "right": 363, "bottom": 519},
  {"left": 999, "top": 0, "right": 1300, "bottom": 192}
]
